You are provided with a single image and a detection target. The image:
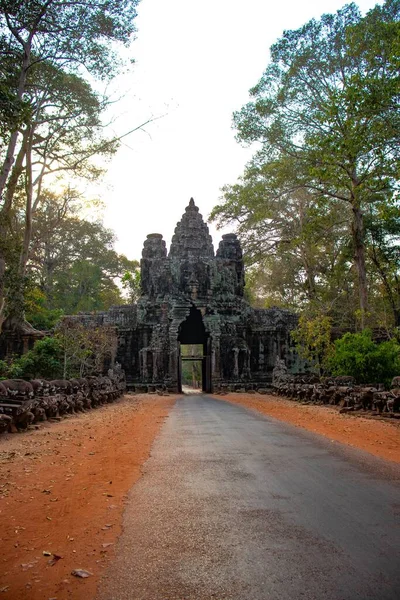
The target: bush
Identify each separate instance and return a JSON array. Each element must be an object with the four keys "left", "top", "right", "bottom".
[
  {"left": 328, "top": 329, "right": 400, "bottom": 387},
  {"left": 8, "top": 337, "right": 64, "bottom": 380},
  {"left": 0, "top": 360, "right": 9, "bottom": 379}
]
